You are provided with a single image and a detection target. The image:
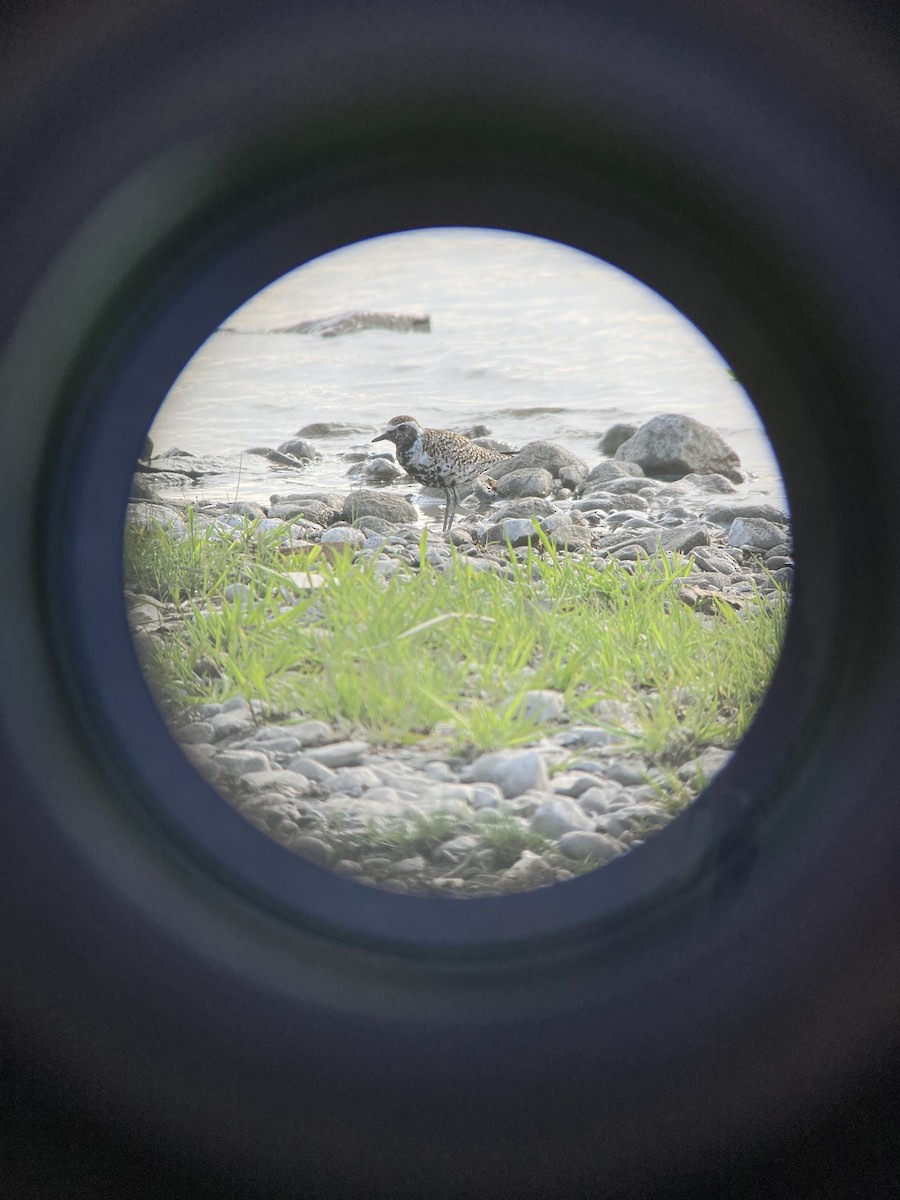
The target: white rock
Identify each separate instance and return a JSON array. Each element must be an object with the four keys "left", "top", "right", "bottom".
[
  {"left": 521, "top": 689, "right": 566, "bottom": 722},
  {"left": 462, "top": 749, "right": 549, "bottom": 798},
  {"left": 727, "top": 517, "right": 785, "bottom": 551},
  {"left": 321, "top": 525, "right": 367, "bottom": 549},
  {"left": 239, "top": 769, "right": 312, "bottom": 795},
  {"left": 302, "top": 740, "right": 369, "bottom": 767},
  {"left": 215, "top": 749, "right": 271, "bottom": 776},
  {"left": 529, "top": 797, "right": 594, "bottom": 837},
  {"left": 470, "top": 783, "right": 504, "bottom": 809},
  {"left": 577, "top": 784, "right": 624, "bottom": 815}
]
